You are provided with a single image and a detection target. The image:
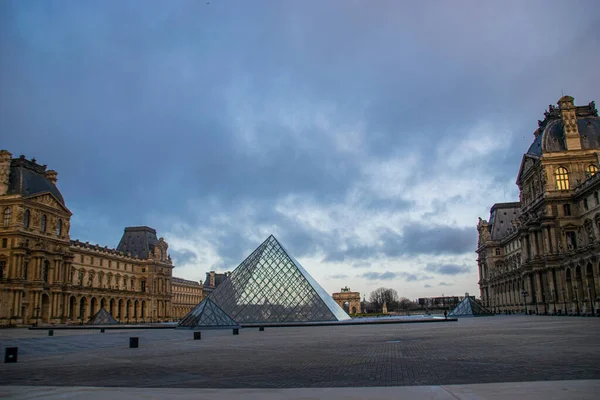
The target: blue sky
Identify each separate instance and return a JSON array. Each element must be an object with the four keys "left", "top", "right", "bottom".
[{"left": 1, "top": 0, "right": 599, "bottom": 300}]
